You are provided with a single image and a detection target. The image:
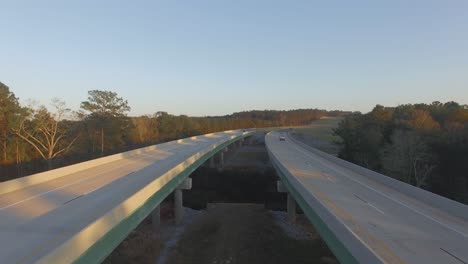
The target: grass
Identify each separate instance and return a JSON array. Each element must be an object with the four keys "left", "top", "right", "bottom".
[
  {"left": 294, "top": 117, "right": 343, "bottom": 143},
  {"left": 292, "top": 117, "right": 344, "bottom": 155}
]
